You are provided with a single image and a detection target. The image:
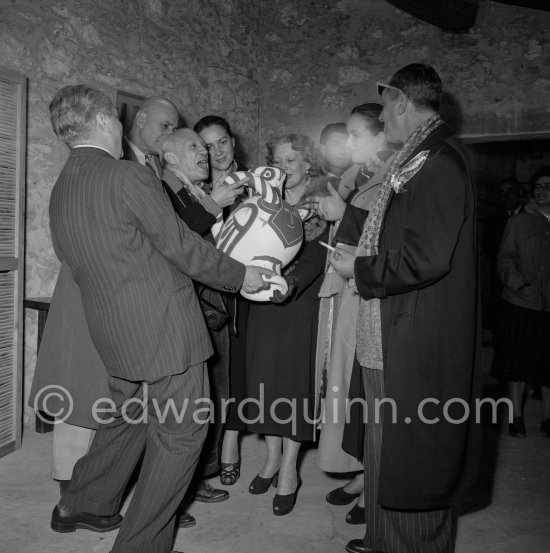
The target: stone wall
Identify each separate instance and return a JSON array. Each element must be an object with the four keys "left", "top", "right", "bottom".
[
  {"left": 256, "top": 0, "right": 550, "bottom": 155},
  {"left": 0, "top": 0, "right": 261, "bottom": 424},
  {"left": 3, "top": 0, "right": 549, "bottom": 425}
]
